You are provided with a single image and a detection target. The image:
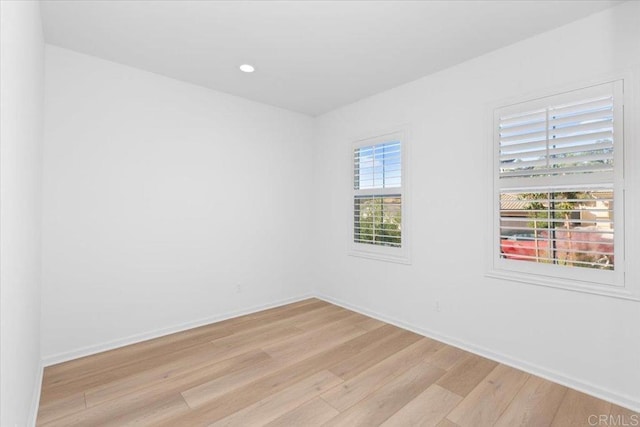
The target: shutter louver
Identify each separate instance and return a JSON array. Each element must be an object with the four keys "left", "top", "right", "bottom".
[
  {"left": 496, "top": 81, "right": 621, "bottom": 274},
  {"left": 354, "top": 195, "right": 402, "bottom": 247},
  {"left": 354, "top": 142, "right": 402, "bottom": 190},
  {"left": 499, "top": 95, "right": 614, "bottom": 179},
  {"left": 353, "top": 140, "right": 403, "bottom": 249}
]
